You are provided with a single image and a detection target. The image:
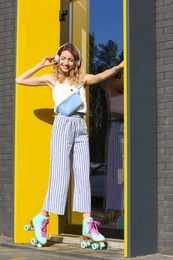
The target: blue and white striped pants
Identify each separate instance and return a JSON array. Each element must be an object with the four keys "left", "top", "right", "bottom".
[
  {"left": 42, "top": 114, "right": 91, "bottom": 215},
  {"left": 106, "top": 121, "right": 124, "bottom": 210}
]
